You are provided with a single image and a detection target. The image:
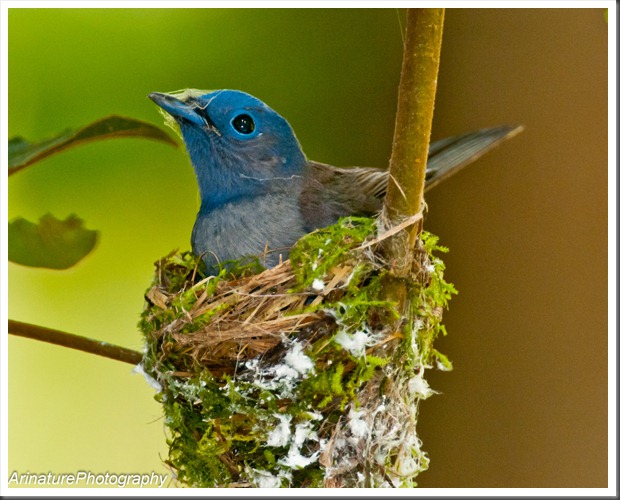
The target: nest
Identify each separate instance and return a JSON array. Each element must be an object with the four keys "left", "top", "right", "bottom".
[
  {"left": 145, "top": 258, "right": 342, "bottom": 378},
  {"left": 139, "top": 216, "right": 455, "bottom": 488}
]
